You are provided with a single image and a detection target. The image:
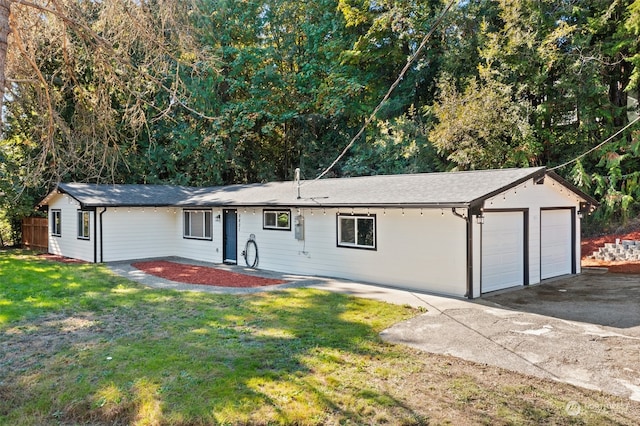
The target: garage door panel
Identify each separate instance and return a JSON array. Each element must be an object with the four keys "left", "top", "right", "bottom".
[
  {"left": 482, "top": 212, "right": 525, "bottom": 293},
  {"left": 541, "top": 209, "right": 572, "bottom": 279}
]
